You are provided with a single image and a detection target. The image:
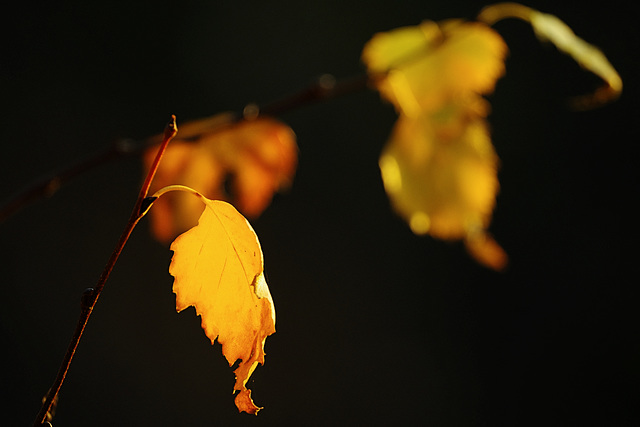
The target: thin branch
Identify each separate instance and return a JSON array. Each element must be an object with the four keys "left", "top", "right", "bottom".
[
  {"left": 1, "top": 74, "right": 370, "bottom": 223},
  {"left": 32, "top": 116, "right": 177, "bottom": 427},
  {"left": 0, "top": 139, "right": 140, "bottom": 223},
  {"left": 259, "top": 73, "right": 370, "bottom": 116},
  {"left": 23, "top": 72, "right": 370, "bottom": 426}
]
